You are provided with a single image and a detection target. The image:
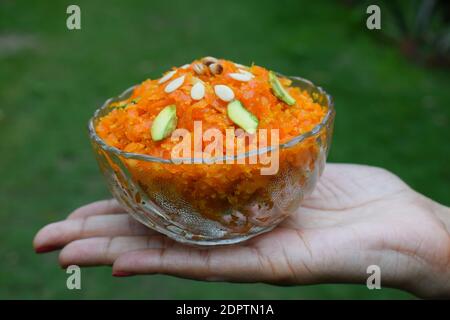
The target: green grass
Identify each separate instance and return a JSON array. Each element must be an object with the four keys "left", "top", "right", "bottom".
[{"left": 0, "top": 0, "right": 448, "bottom": 299}]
